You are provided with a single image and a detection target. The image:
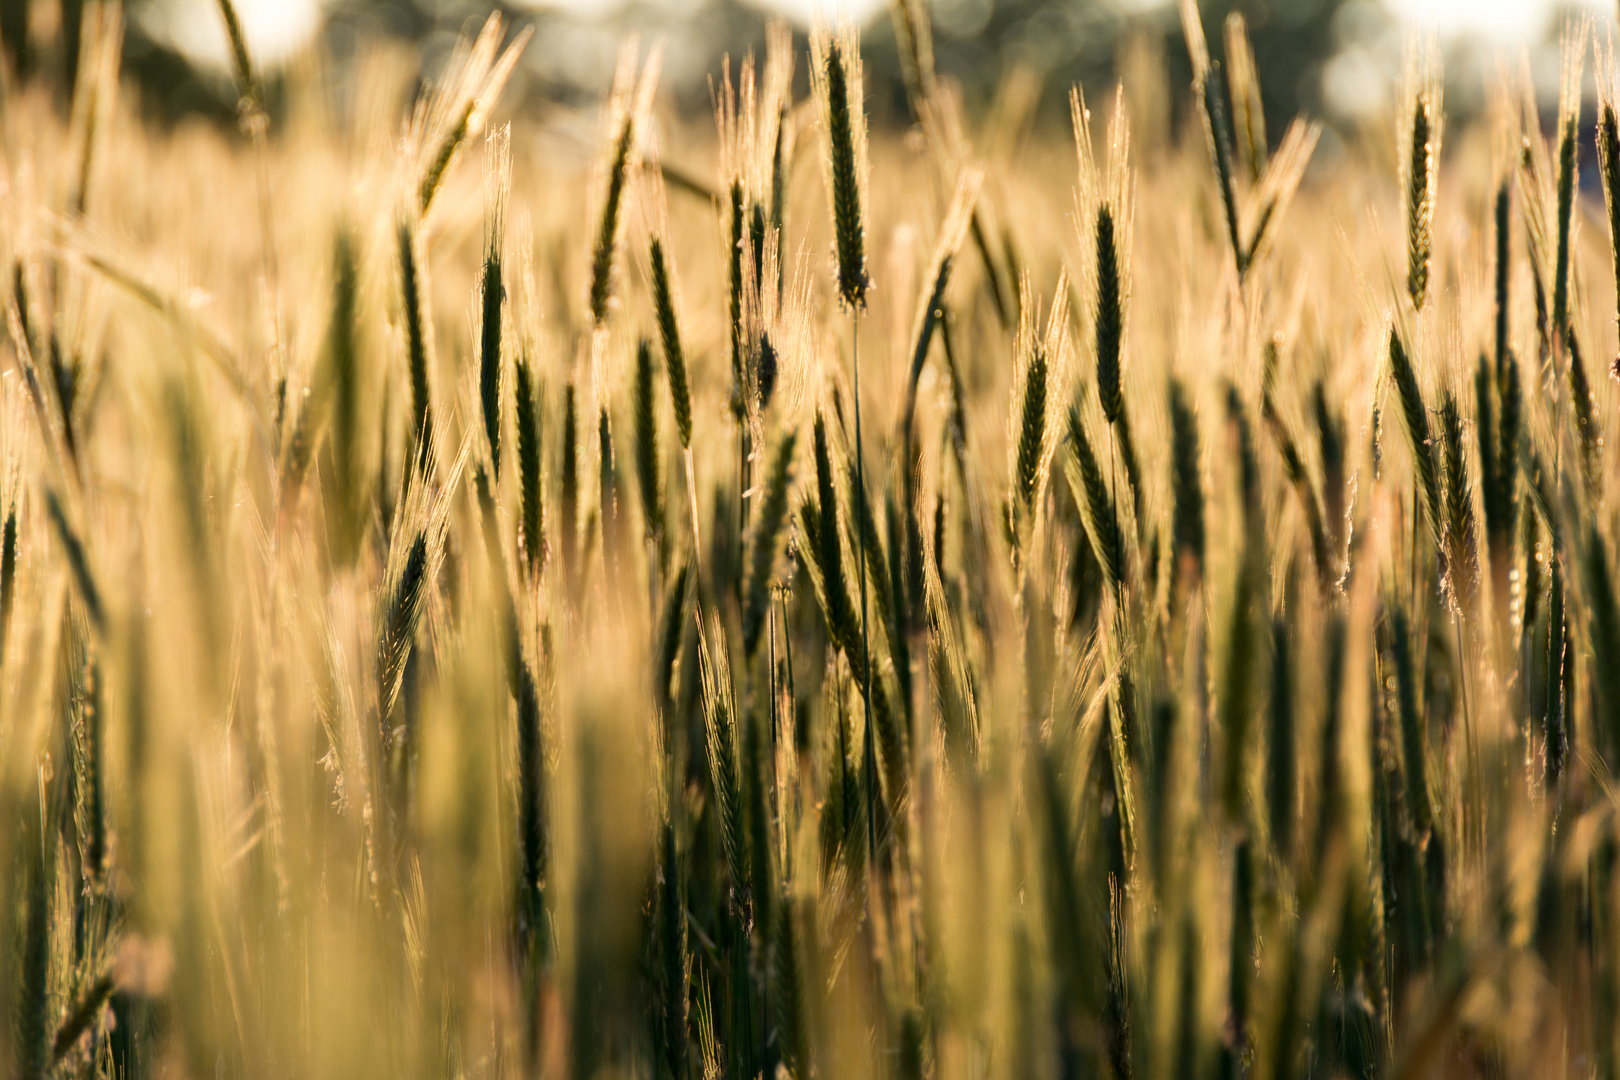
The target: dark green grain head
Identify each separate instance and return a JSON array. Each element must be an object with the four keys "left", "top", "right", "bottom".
[
  {"left": 1406, "top": 95, "right": 1435, "bottom": 310},
  {"left": 728, "top": 180, "right": 746, "bottom": 402},
  {"left": 1094, "top": 206, "right": 1124, "bottom": 425},
  {"left": 1494, "top": 180, "right": 1511, "bottom": 378},
  {"left": 699, "top": 620, "right": 747, "bottom": 908},
  {"left": 515, "top": 356, "right": 544, "bottom": 576},
  {"left": 1066, "top": 403, "right": 1123, "bottom": 591},
  {"left": 16, "top": 801, "right": 49, "bottom": 1080},
  {"left": 1390, "top": 608, "right": 1433, "bottom": 836},
  {"left": 649, "top": 238, "right": 692, "bottom": 449},
  {"left": 633, "top": 338, "right": 662, "bottom": 542},
  {"left": 0, "top": 502, "right": 17, "bottom": 659},
  {"left": 1267, "top": 619, "right": 1296, "bottom": 858},
  {"left": 560, "top": 382, "right": 580, "bottom": 586},
  {"left": 326, "top": 226, "right": 362, "bottom": 531},
  {"left": 589, "top": 116, "right": 635, "bottom": 326},
  {"left": 45, "top": 489, "right": 103, "bottom": 633},
  {"left": 656, "top": 821, "right": 689, "bottom": 1080},
  {"left": 812, "top": 413, "right": 851, "bottom": 638},
  {"left": 1600, "top": 104, "right": 1620, "bottom": 335},
  {"left": 822, "top": 34, "right": 869, "bottom": 310},
  {"left": 1168, "top": 378, "right": 1204, "bottom": 582},
  {"left": 598, "top": 406, "right": 619, "bottom": 564},
  {"left": 480, "top": 236, "right": 505, "bottom": 478},
  {"left": 398, "top": 220, "right": 433, "bottom": 470},
  {"left": 1554, "top": 112, "right": 1578, "bottom": 334},
  {"left": 1439, "top": 391, "right": 1476, "bottom": 592},
  {"left": 1388, "top": 328, "right": 1440, "bottom": 544},
  {"left": 377, "top": 530, "right": 430, "bottom": 719},
  {"left": 1014, "top": 342, "right": 1048, "bottom": 517}
]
